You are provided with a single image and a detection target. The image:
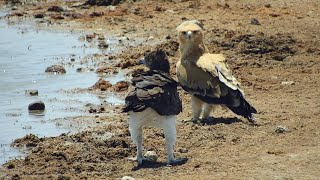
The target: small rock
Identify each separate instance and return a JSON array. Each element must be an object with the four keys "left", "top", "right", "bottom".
[
  {"left": 165, "top": 35, "right": 171, "bottom": 40},
  {"left": 76, "top": 67, "right": 83, "bottom": 72},
  {"left": 7, "top": 163, "right": 15, "bottom": 169},
  {"left": 144, "top": 151, "right": 157, "bottom": 162},
  {"left": 89, "top": 107, "right": 97, "bottom": 113},
  {"left": 90, "top": 78, "right": 112, "bottom": 91},
  {"left": 48, "top": 6, "right": 64, "bottom": 12},
  {"left": 269, "top": 13, "right": 280, "bottom": 17},
  {"left": 70, "top": 13, "right": 84, "bottom": 19},
  {"left": 250, "top": 18, "right": 261, "bottom": 25},
  {"left": 108, "top": 6, "right": 116, "bottom": 11},
  {"left": 155, "top": 5, "right": 165, "bottom": 11},
  {"left": 265, "top": 4, "right": 271, "bottom": 8},
  {"left": 12, "top": 174, "right": 20, "bottom": 180},
  {"left": 178, "top": 147, "right": 188, "bottom": 153},
  {"left": 12, "top": 134, "right": 41, "bottom": 148},
  {"left": 96, "top": 66, "right": 118, "bottom": 74},
  {"left": 11, "top": 12, "right": 24, "bottom": 16},
  {"left": 86, "top": 34, "right": 96, "bottom": 41},
  {"left": 131, "top": 8, "right": 141, "bottom": 15},
  {"left": 275, "top": 126, "right": 289, "bottom": 133},
  {"left": 121, "top": 176, "right": 135, "bottom": 180},
  {"left": 90, "top": 11, "right": 104, "bottom": 17},
  {"left": 98, "top": 41, "right": 109, "bottom": 49},
  {"left": 28, "top": 101, "right": 45, "bottom": 111},
  {"left": 118, "top": 60, "right": 137, "bottom": 69},
  {"left": 50, "top": 15, "right": 64, "bottom": 20},
  {"left": 12, "top": 6, "right": 18, "bottom": 10},
  {"left": 281, "top": 81, "right": 295, "bottom": 85},
  {"left": 113, "top": 81, "right": 129, "bottom": 92},
  {"left": 57, "top": 175, "right": 70, "bottom": 180},
  {"left": 194, "top": 163, "right": 201, "bottom": 168},
  {"left": 45, "top": 65, "right": 66, "bottom": 74},
  {"left": 129, "top": 67, "right": 146, "bottom": 76},
  {"left": 70, "top": 58, "right": 75, "bottom": 62},
  {"left": 97, "top": 35, "right": 105, "bottom": 40},
  {"left": 272, "top": 55, "right": 286, "bottom": 61},
  {"left": 25, "top": 90, "right": 38, "bottom": 96},
  {"left": 34, "top": 13, "right": 44, "bottom": 18}
]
